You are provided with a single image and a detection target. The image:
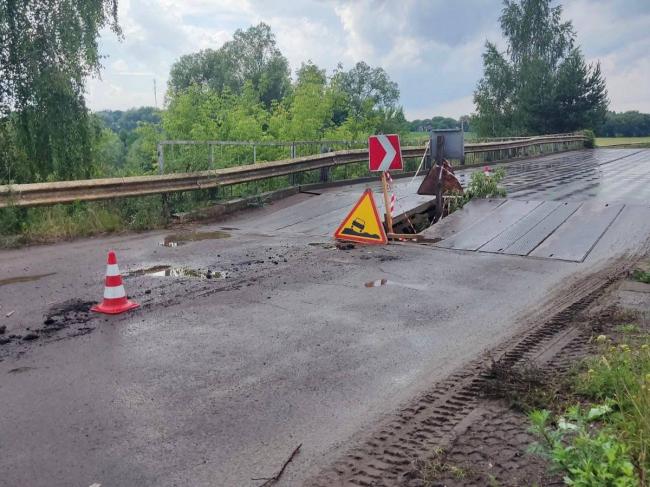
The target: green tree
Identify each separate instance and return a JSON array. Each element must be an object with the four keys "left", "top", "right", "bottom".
[
  {"left": 167, "top": 48, "right": 227, "bottom": 94},
  {"left": 124, "top": 122, "right": 162, "bottom": 175},
  {"left": 0, "top": 0, "right": 121, "bottom": 182},
  {"left": 296, "top": 61, "right": 327, "bottom": 87},
  {"left": 331, "top": 61, "right": 400, "bottom": 121},
  {"left": 328, "top": 61, "right": 405, "bottom": 138},
  {"left": 96, "top": 107, "right": 161, "bottom": 145},
  {"left": 598, "top": 111, "right": 650, "bottom": 137},
  {"left": 408, "top": 116, "right": 461, "bottom": 132},
  {"left": 91, "top": 116, "right": 125, "bottom": 175},
  {"left": 267, "top": 61, "right": 335, "bottom": 141},
  {"left": 164, "top": 84, "right": 268, "bottom": 143},
  {"left": 473, "top": 0, "right": 608, "bottom": 136},
  {"left": 168, "top": 23, "right": 290, "bottom": 108}
]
